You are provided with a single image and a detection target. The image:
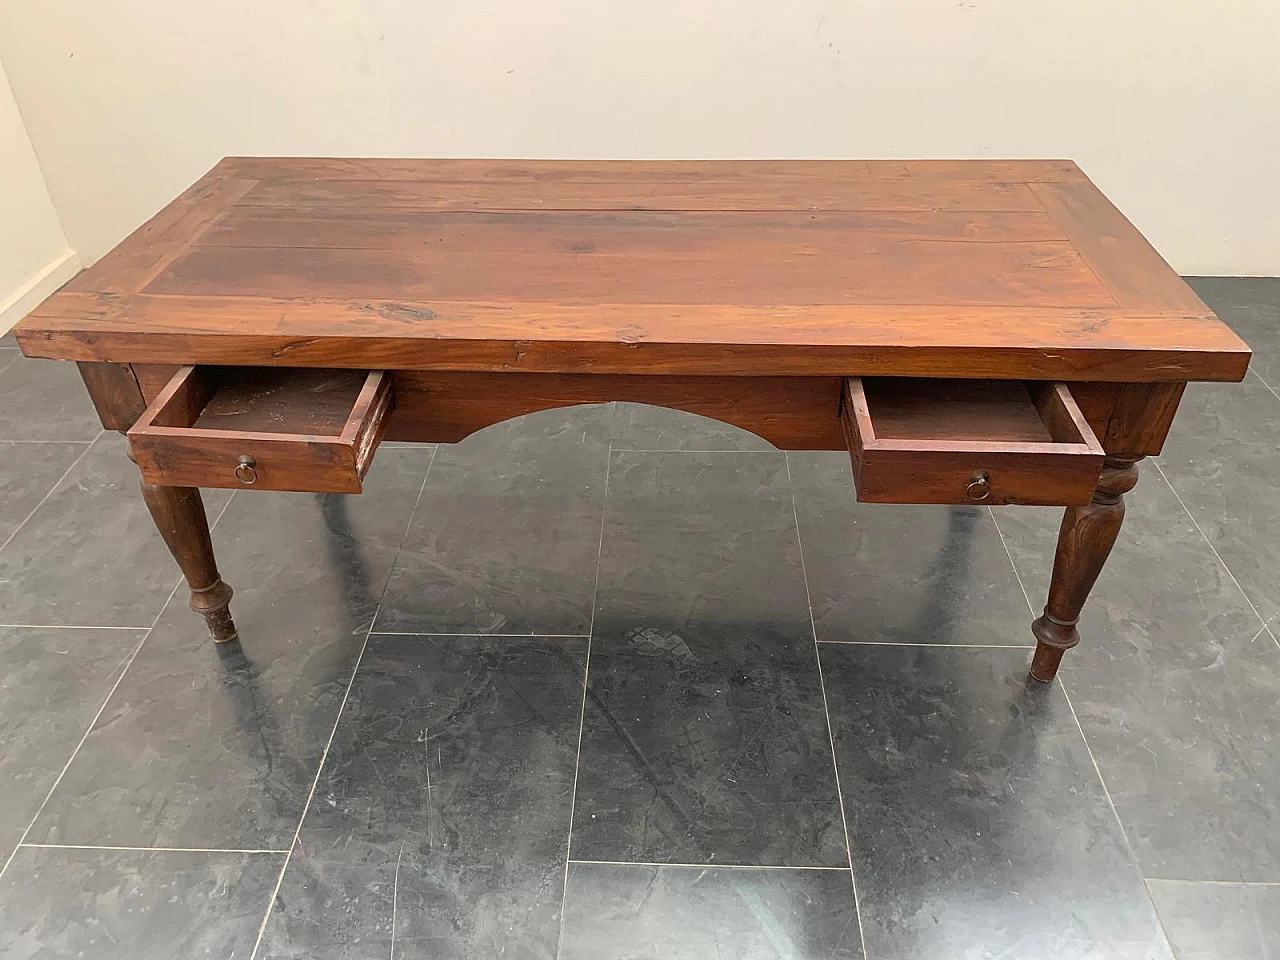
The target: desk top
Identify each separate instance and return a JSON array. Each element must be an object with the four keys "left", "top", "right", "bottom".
[{"left": 17, "top": 158, "right": 1249, "bottom": 382}]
